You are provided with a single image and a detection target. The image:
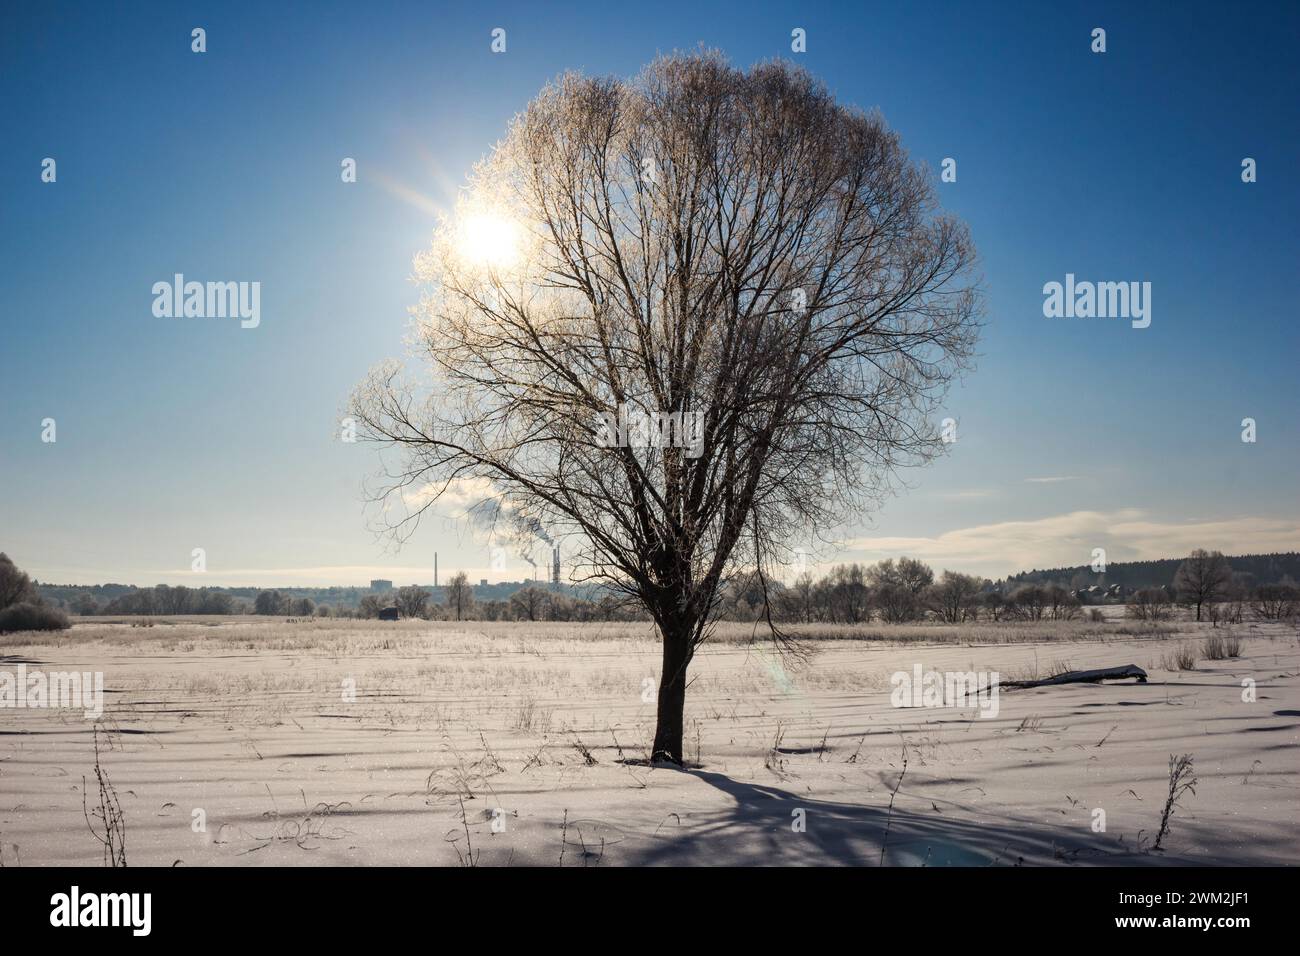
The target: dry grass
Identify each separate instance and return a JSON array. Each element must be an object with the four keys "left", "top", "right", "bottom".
[
  {"left": 82, "top": 727, "right": 127, "bottom": 867},
  {"left": 1153, "top": 754, "right": 1198, "bottom": 852},
  {"left": 1162, "top": 643, "right": 1199, "bottom": 671},
  {"left": 513, "top": 697, "right": 554, "bottom": 734},
  {"left": 712, "top": 619, "right": 1179, "bottom": 645},
  {"left": 3, "top": 614, "right": 1185, "bottom": 654},
  {"left": 1202, "top": 633, "right": 1244, "bottom": 660}
]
